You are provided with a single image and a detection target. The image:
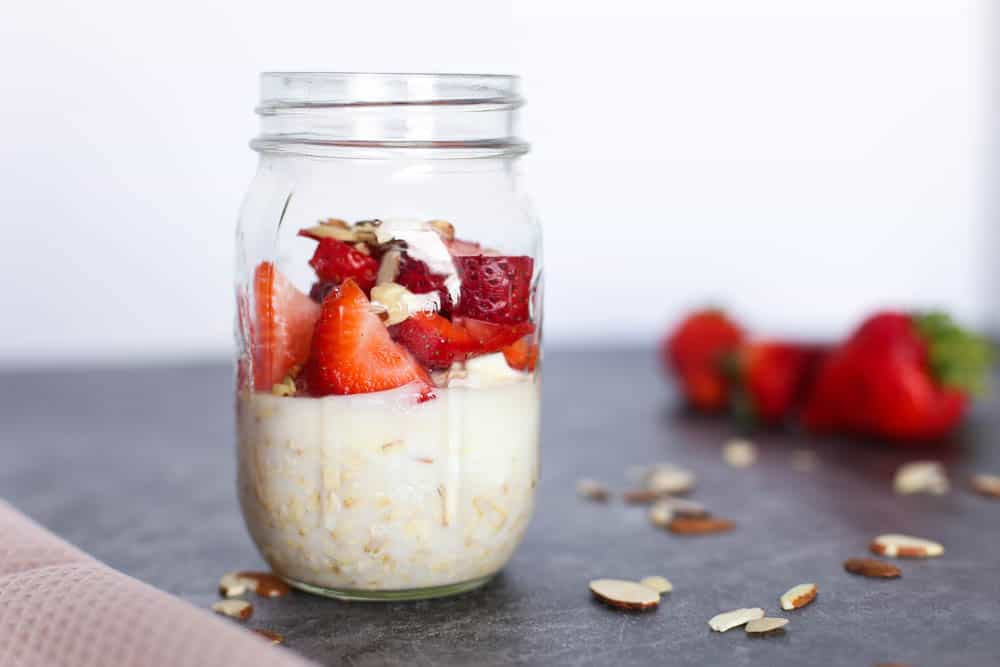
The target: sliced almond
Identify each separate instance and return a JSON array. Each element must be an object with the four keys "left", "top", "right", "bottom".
[
  {"left": 645, "top": 464, "right": 695, "bottom": 495},
  {"left": 843, "top": 557, "right": 901, "bottom": 578},
  {"left": 638, "top": 576, "right": 673, "bottom": 594},
  {"left": 576, "top": 478, "right": 610, "bottom": 502},
  {"left": 893, "top": 461, "right": 949, "bottom": 495},
  {"left": 270, "top": 374, "right": 296, "bottom": 398},
  {"left": 649, "top": 498, "right": 707, "bottom": 527},
  {"left": 212, "top": 599, "right": 253, "bottom": 620},
  {"left": 428, "top": 219, "right": 455, "bottom": 241},
  {"left": 237, "top": 572, "right": 291, "bottom": 598},
  {"left": 708, "top": 607, "right": 765, "bottom": 632},
  {"left": 370, "top": 282, "right": 440, "bottom": 326},
  {"left": 301, "top": 222, "right": 359, "bottom": 243},
  {"left": 723, "top": 439, "right": 757, "bottom": 468},
  {"left": 779, "top": 583, "right": 818, "bottom": 610},
  {"left": 870, "top": 534, "right": 943, "bottom": 559},
  {"left": 252, "top": 629, "right": 284, "bottom": 645},
  {"left": 589, "top": 579, "right": 660, "bottom": 611},
  {"left": 668, "top": 516, "right": 735, "bottom": 535},
  {"left": 376, "top": 247, "right": 402, "bottom": 285},
  {"left": 623, "top": 489, "right": 663, "bottom": 504},
  {"left": 745, "top": 617, "right": 789, "bottom": 636},
  {"left": 219, "top": 571, "right": 253, "bottom": 597},
  {"left": 970, "top": 473, "right": 1000, "bottom": 498}
]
